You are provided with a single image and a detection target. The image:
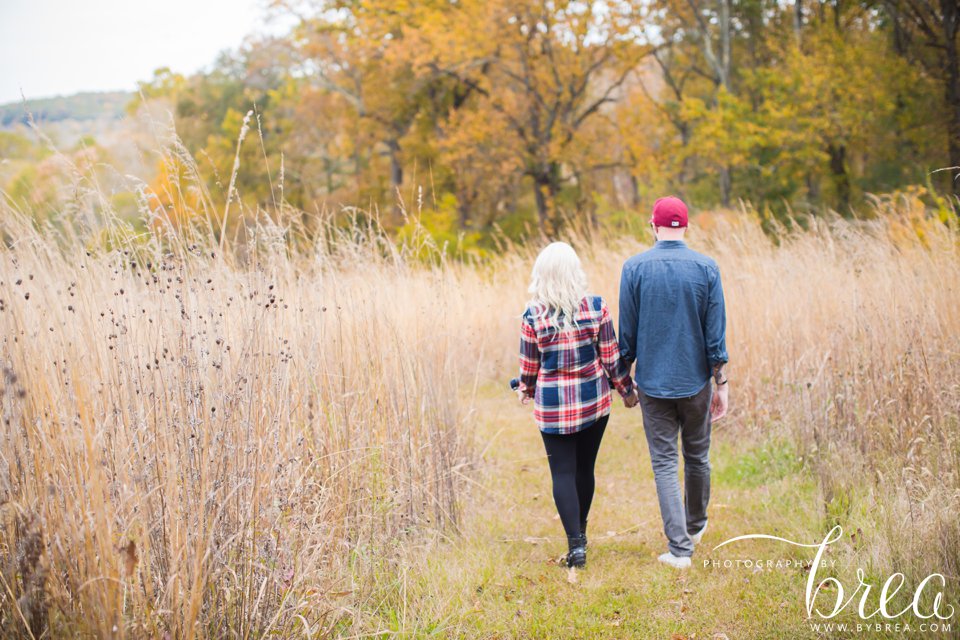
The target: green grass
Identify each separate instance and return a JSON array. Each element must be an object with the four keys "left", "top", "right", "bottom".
[
  {"left": 347, "top": 387, "right": 957, "bottom": 639},
  {"left": 347, "top": 389, "right": 868, "bottom": 639},
  {"left": 713, "top": 435, "right": 805, "bottom": 488}
]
